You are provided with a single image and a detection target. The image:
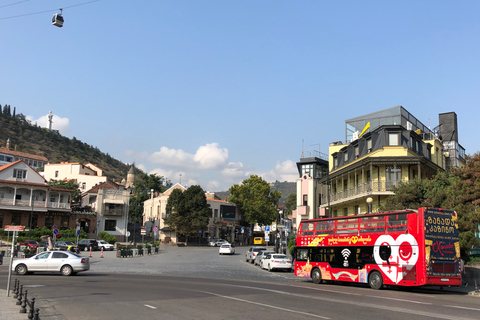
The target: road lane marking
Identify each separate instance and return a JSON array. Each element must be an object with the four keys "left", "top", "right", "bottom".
[
  {"left": 368, "top": 295, "right": 431, "bottom": 305},
  {"left": 289, "top": 284, "right": 362, "bottom": 296},
  {"left": 445, "top": 305, "right": 480, "bottom": 312},
  {"left": 198, "top": 290, "right": 330, "bottom": 319},
  {"left": 207, "top": 284, "right": 467, "bottom": 319},
  {"left": 144, "top": 305, "right": 157, "bottom": 309}
]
